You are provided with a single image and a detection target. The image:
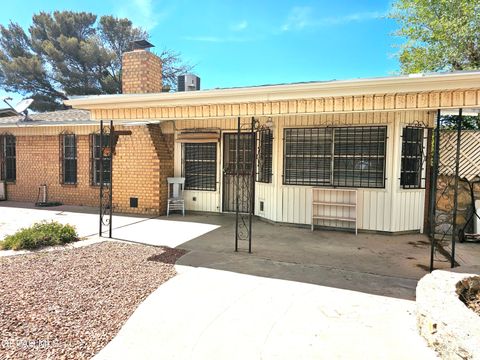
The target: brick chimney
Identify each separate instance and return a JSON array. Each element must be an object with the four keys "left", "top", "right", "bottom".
[{"left": 122, "top": 41, "right": 162, "bottom": 94}]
